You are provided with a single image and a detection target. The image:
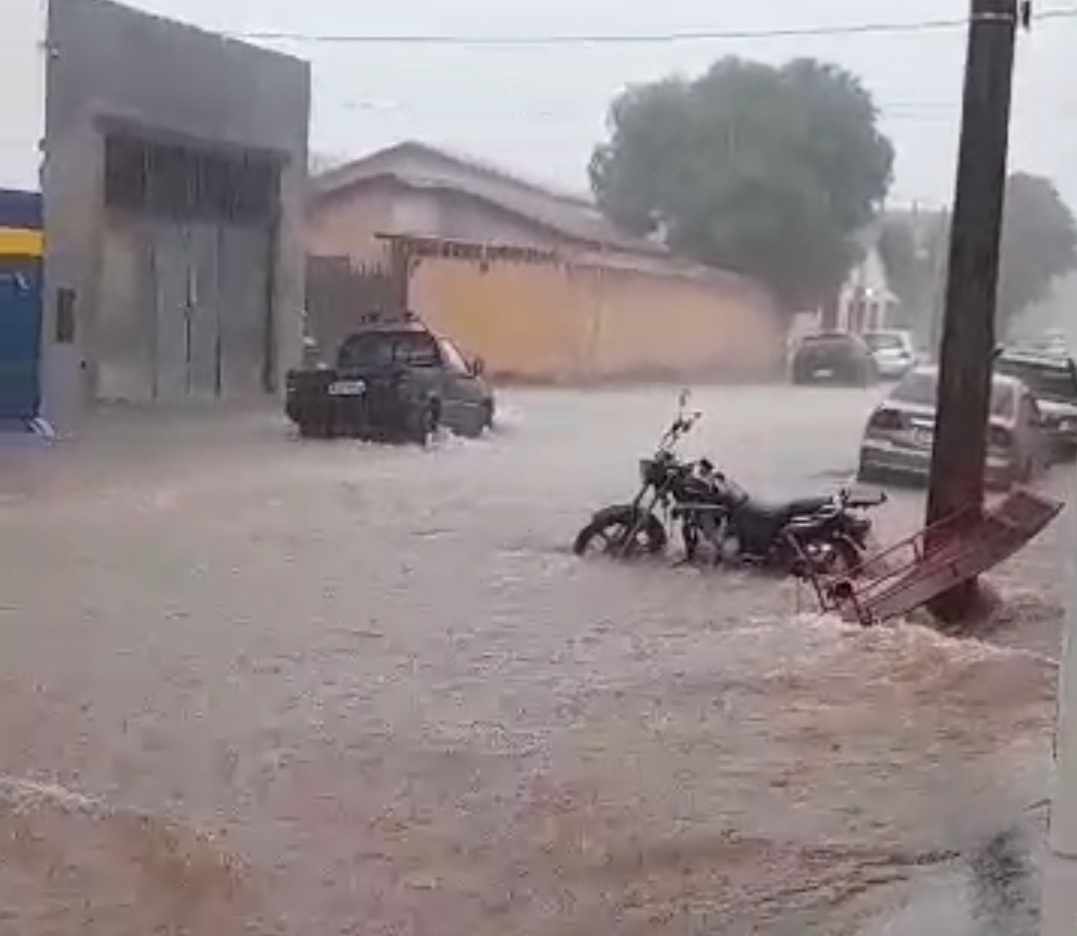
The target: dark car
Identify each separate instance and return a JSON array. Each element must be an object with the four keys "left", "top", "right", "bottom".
[
  {"left": 285, "top": 314, "right": 494, "bottom": 443},
  {"left": 994, "top": 347, "right": 1077, "bottom": 461},
  {"left": 791, "top": 332, "right": 878, "bottom": 386}
]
